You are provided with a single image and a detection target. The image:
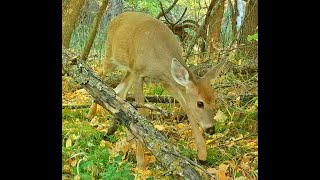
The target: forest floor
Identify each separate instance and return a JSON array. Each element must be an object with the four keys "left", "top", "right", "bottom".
[{"left": 62, "top": 58, "right": 258, "bottom": 180}]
